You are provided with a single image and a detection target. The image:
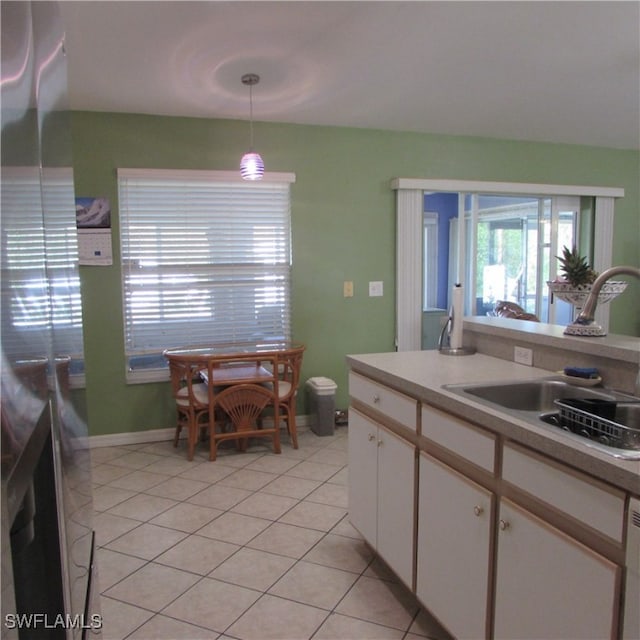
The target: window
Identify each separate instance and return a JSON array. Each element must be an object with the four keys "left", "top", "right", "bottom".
[
  {"left": 1, "top": 167, "right": 85, "bottom": 375},
  {"left": 394, "top": 178, "right": 621, "bottom": 351},
  {"left": 464, "top": 195, "right": 579, "bottom": 323},
  {"left": 118, "top": 169, "right": 295, "bottom": 382}
]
